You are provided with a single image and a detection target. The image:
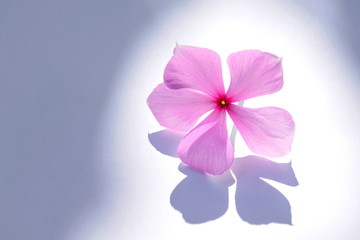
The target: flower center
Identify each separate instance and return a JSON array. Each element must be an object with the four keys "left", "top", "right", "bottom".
[{"left": 218, "top": 98, "right": 229, "bottom": 108}]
